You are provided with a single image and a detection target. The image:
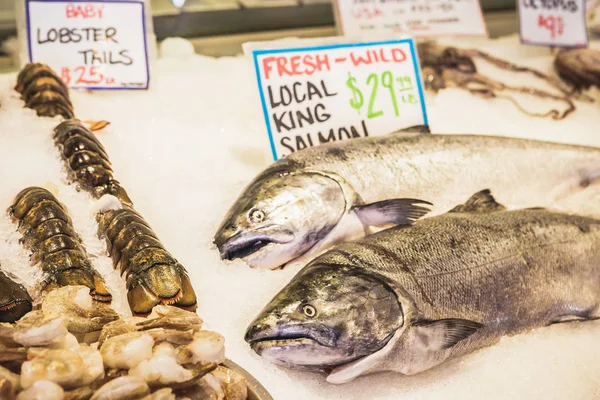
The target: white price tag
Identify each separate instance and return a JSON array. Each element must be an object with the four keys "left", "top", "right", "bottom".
[
  {"left": 334, "top": 0, "right": 487, "bottom": 38},
  {"left": 25, "top": 0, "right": 150, "bottom": 90},
  {"left": 252, "top": 39, "right": 429, "bottom": 160},
  {"left": 518, "top": 0, "right": 589, "bottom": 47}
]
